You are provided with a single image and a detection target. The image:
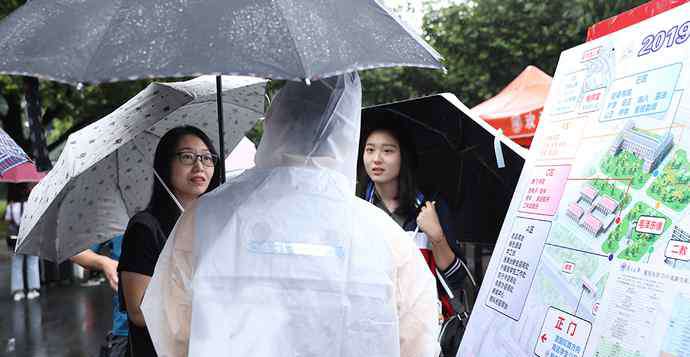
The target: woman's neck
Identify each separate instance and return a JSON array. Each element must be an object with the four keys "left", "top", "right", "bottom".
[{"left": 374, "top": 181, "right": 399, "bottom": 213}]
